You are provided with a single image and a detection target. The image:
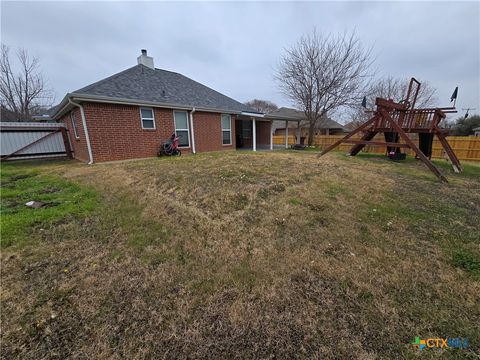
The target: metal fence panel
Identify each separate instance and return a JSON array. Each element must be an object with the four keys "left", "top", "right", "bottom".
[{"left": 0, "top": 122, "right": 69, "bottom": 160}]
